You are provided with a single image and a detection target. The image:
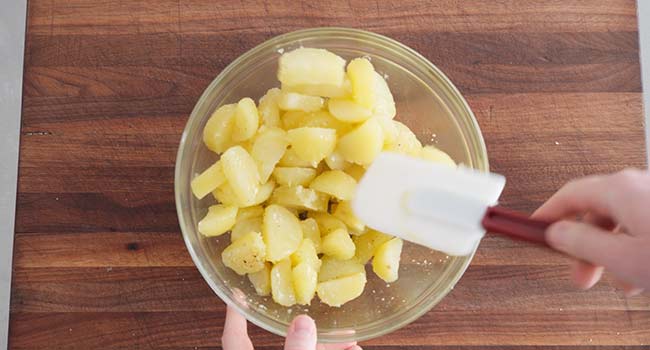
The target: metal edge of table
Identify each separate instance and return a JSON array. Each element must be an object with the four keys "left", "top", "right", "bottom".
[
  {"left": 0, "top": 0, "right": 27, "bottom": 348},
  {"left": 638, "top": 1, "right": 650, "bottom": 165}
]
